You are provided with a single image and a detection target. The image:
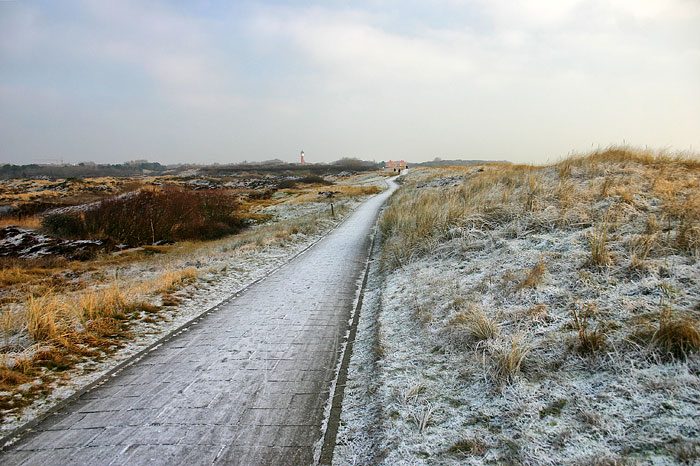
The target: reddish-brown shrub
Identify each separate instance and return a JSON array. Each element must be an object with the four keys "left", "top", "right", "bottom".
[{"left": 43, "top": 186, "right": 242, "bottom": 246}]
